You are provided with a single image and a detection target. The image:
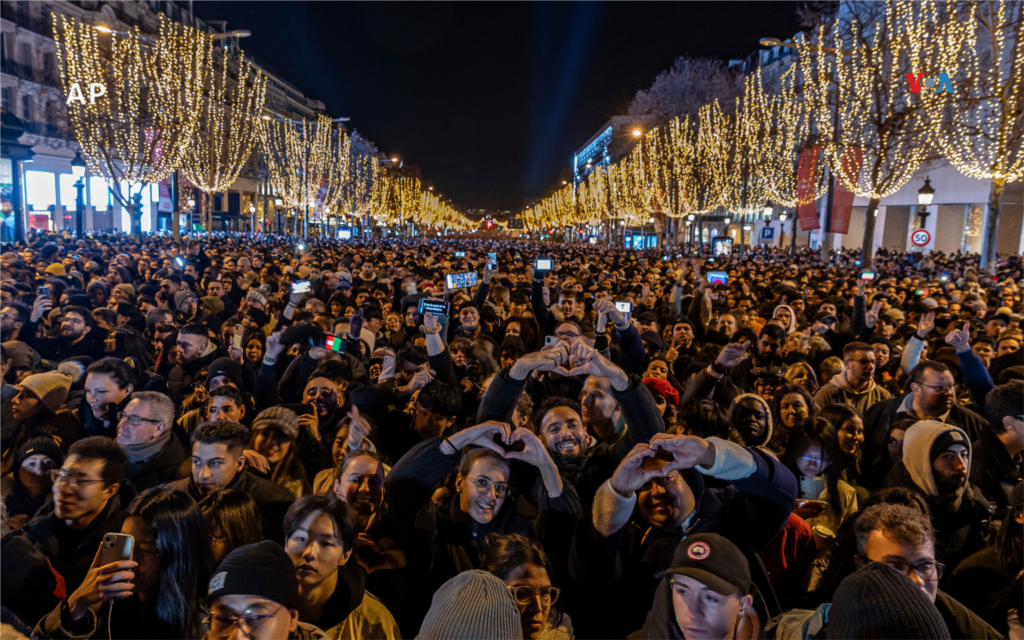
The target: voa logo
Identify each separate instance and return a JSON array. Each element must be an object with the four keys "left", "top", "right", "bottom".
[{"left": 905, "top": 72, "right": 954, "bottom": 95}]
